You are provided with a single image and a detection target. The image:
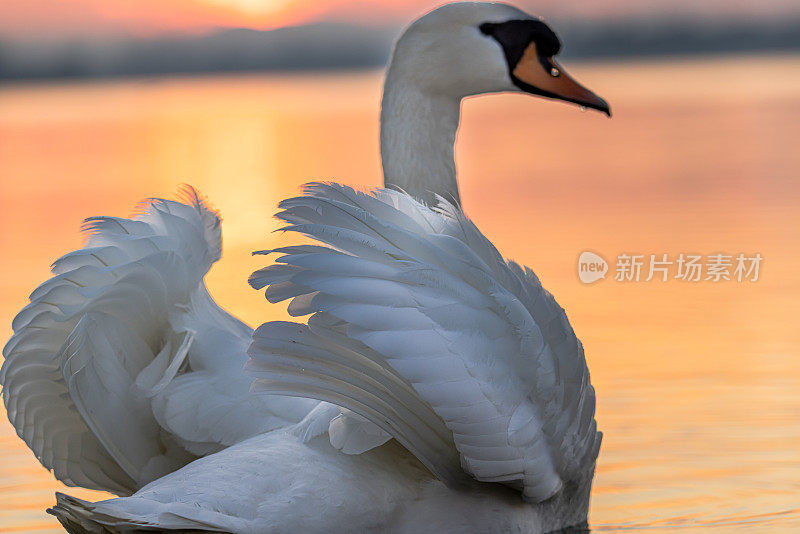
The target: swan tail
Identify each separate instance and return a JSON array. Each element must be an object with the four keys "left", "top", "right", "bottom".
[
  {"left": 249, "top": 182, "right": 601, "bottom": 502},
  {"left": 48, "top": 492, "right": 229, "bottom": 533},
  {"left": 0, "top": 188, "right": 227, "bottom": 494},
  {"left": 48, "top": 493, "right": 107, "bottom": 534}
]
